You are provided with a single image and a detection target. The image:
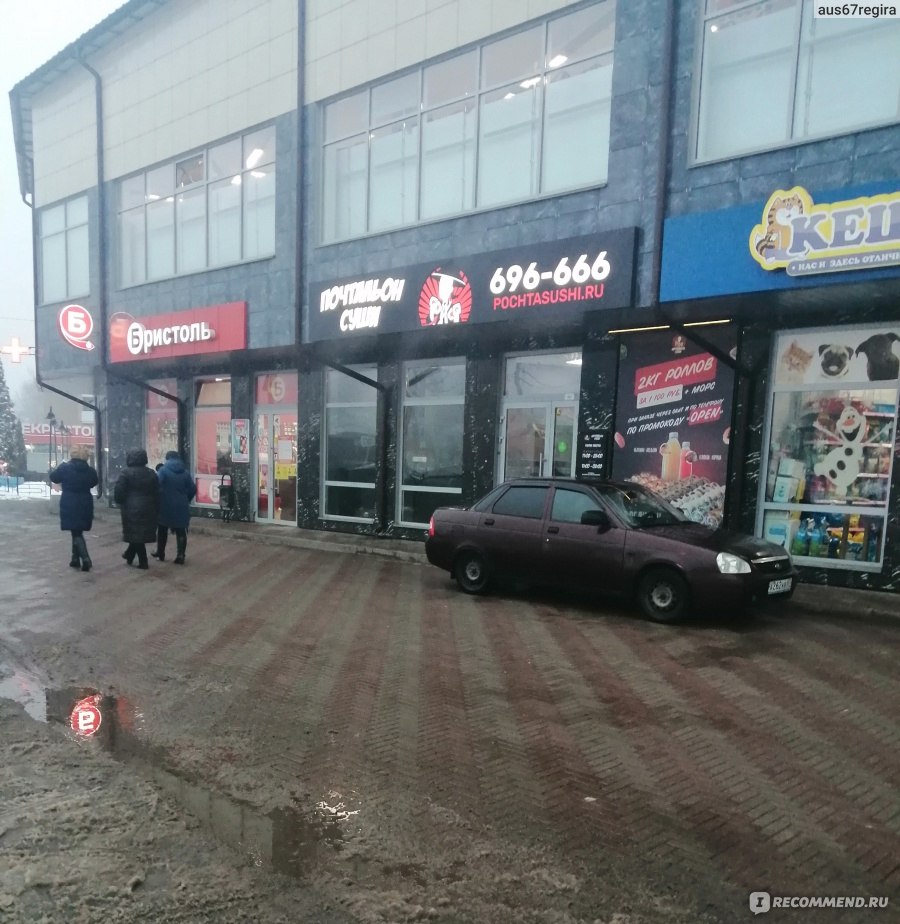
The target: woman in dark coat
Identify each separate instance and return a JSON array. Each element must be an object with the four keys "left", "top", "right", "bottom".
[
  {"left": 50, "top": 445, "right": 99, "bottom": 572},
  {"left": 114, "top": 448, "right": 160, "bottom": 569},
  {"left": 153, "top": 451, "right": 197, "bottom": 564}
]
